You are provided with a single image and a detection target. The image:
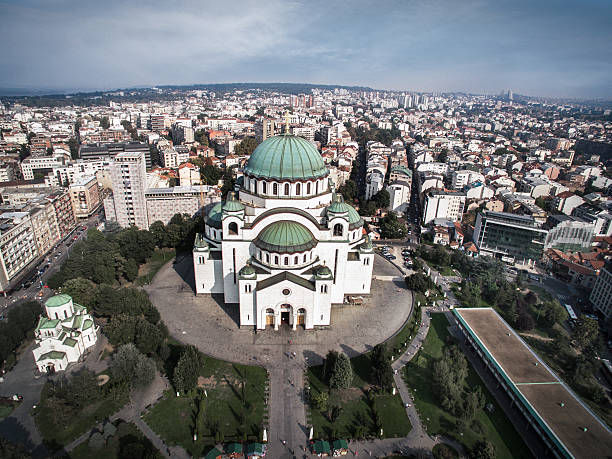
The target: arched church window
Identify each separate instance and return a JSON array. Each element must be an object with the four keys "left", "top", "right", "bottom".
[
  {"left": 307, "top": 182, "right": 311, "bottom": 194},
  {"left": 262, "top": 181, "right": 267, "bottom": 194},
  {"left": 273, "top": 183, "right": 278, "bottom": 195},
  {"left": 284, "top": 183, "right": 290, "bottom": 196},
  {"left": 266, "top": 253, "right": 270, "bottom": 263},
  {"left": 228, "top": 222, "right": 238, "bottom": 235},
  {"left": 296, "top": 183, "right": 301, "bottom": 195},
  {"left": 294, "top": 256, "right": 298, "bottom": 264},
  {"left": 274, "top": 255, "right": 279, "bottom": 265},
  {"left": 333, "top": 223, "right": 343, "bottom": 237},
  {"left": 284, "top": 256, "right": 289, "bottom": 266},
  {"left": 303, "top": 254, "right": 307, "bottom": 263},
  {"left": 315, "top": 181, "right": 319, "bottom": 194}
]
